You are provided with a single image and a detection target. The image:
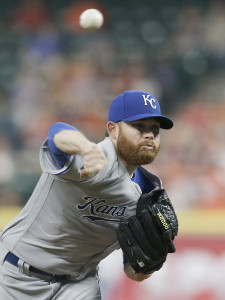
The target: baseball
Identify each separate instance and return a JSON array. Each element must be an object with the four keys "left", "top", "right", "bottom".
[{"left": 79, "top": 9, "right": 104, "bottom": 31}]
